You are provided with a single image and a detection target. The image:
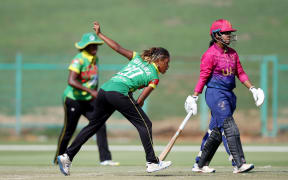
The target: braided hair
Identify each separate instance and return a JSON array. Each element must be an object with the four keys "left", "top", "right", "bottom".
[
  {"left": 209, "top": 35, "right": 217, "bottom": 47},
  {"left": 141, "top": 47, "right": 170, "bottom": 63}
]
